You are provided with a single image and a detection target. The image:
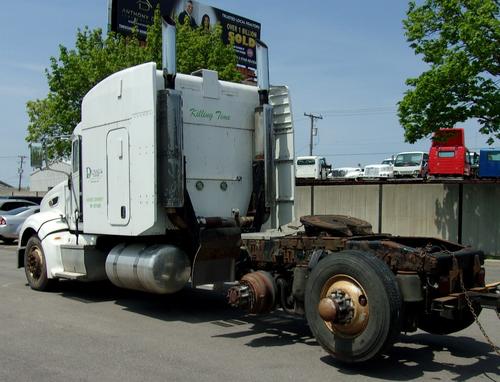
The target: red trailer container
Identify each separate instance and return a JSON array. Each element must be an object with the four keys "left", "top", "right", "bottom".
[{"left": 428, "top": 128, "right": 470, "bottom": 177}]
